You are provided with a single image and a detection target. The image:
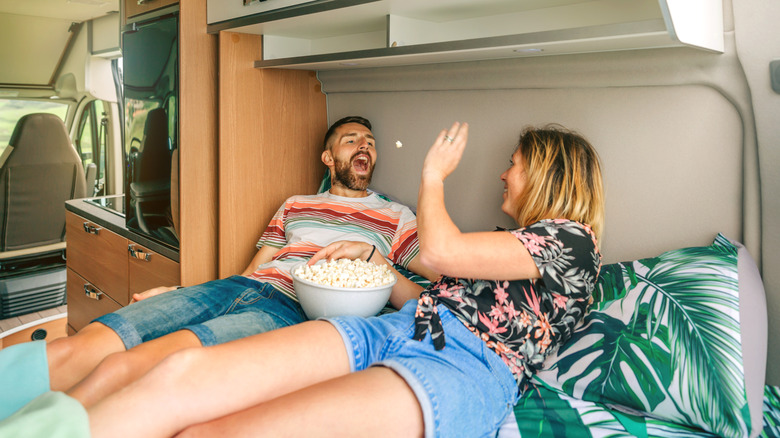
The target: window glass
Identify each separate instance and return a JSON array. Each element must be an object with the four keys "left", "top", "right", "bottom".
[
  {"left": 77, "top": 104, "right": 95, "bottom": 164},
  {"left": 0, "top": 99, "right": 69, "bottom": 154},
  {"left": 75, "top": 100, "right": 110, "bottom": 197}
]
